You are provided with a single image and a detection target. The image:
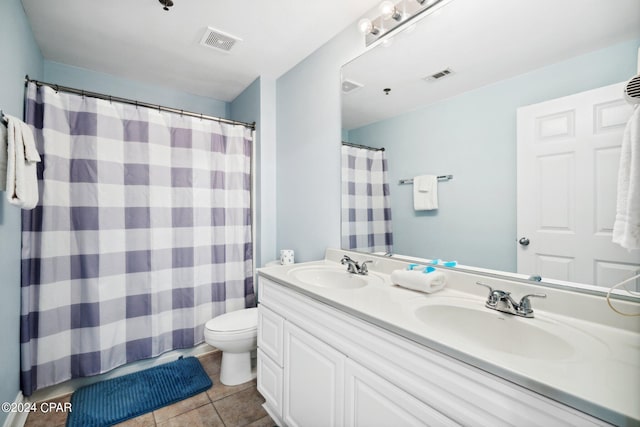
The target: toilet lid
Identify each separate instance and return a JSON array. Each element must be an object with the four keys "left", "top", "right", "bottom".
[{"left": 205, "top": 307, "right": 258, "bottom": 333}]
